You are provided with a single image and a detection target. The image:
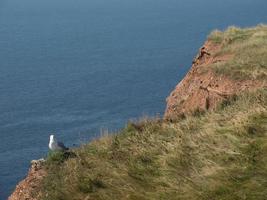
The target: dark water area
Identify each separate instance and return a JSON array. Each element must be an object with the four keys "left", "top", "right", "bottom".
[{"left": 0, "top": 0, "right": 267, "bottom": 198}]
